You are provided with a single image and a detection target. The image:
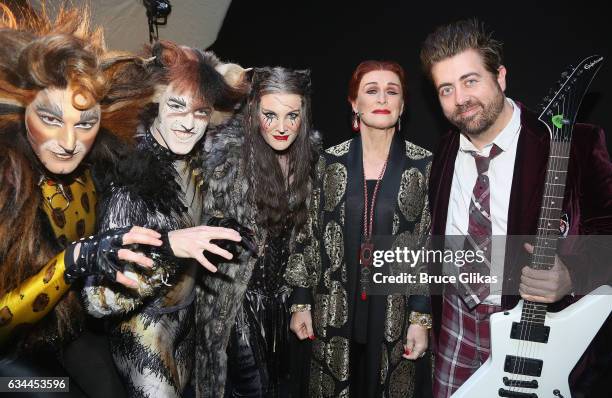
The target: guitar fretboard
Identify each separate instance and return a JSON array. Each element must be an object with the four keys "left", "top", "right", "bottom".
[
  {"left": 532, "top": 141, "right": 571, "bottom": 270},
  {"left": 522, "top": 139, "right": 573, "bottom": 325}
]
